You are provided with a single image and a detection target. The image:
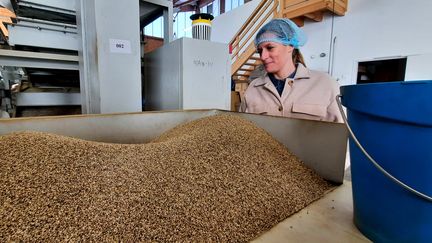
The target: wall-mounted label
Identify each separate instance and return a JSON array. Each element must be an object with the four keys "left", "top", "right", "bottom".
[{"left": 109, "top": 39, "right": 131, "bottom": 54}]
